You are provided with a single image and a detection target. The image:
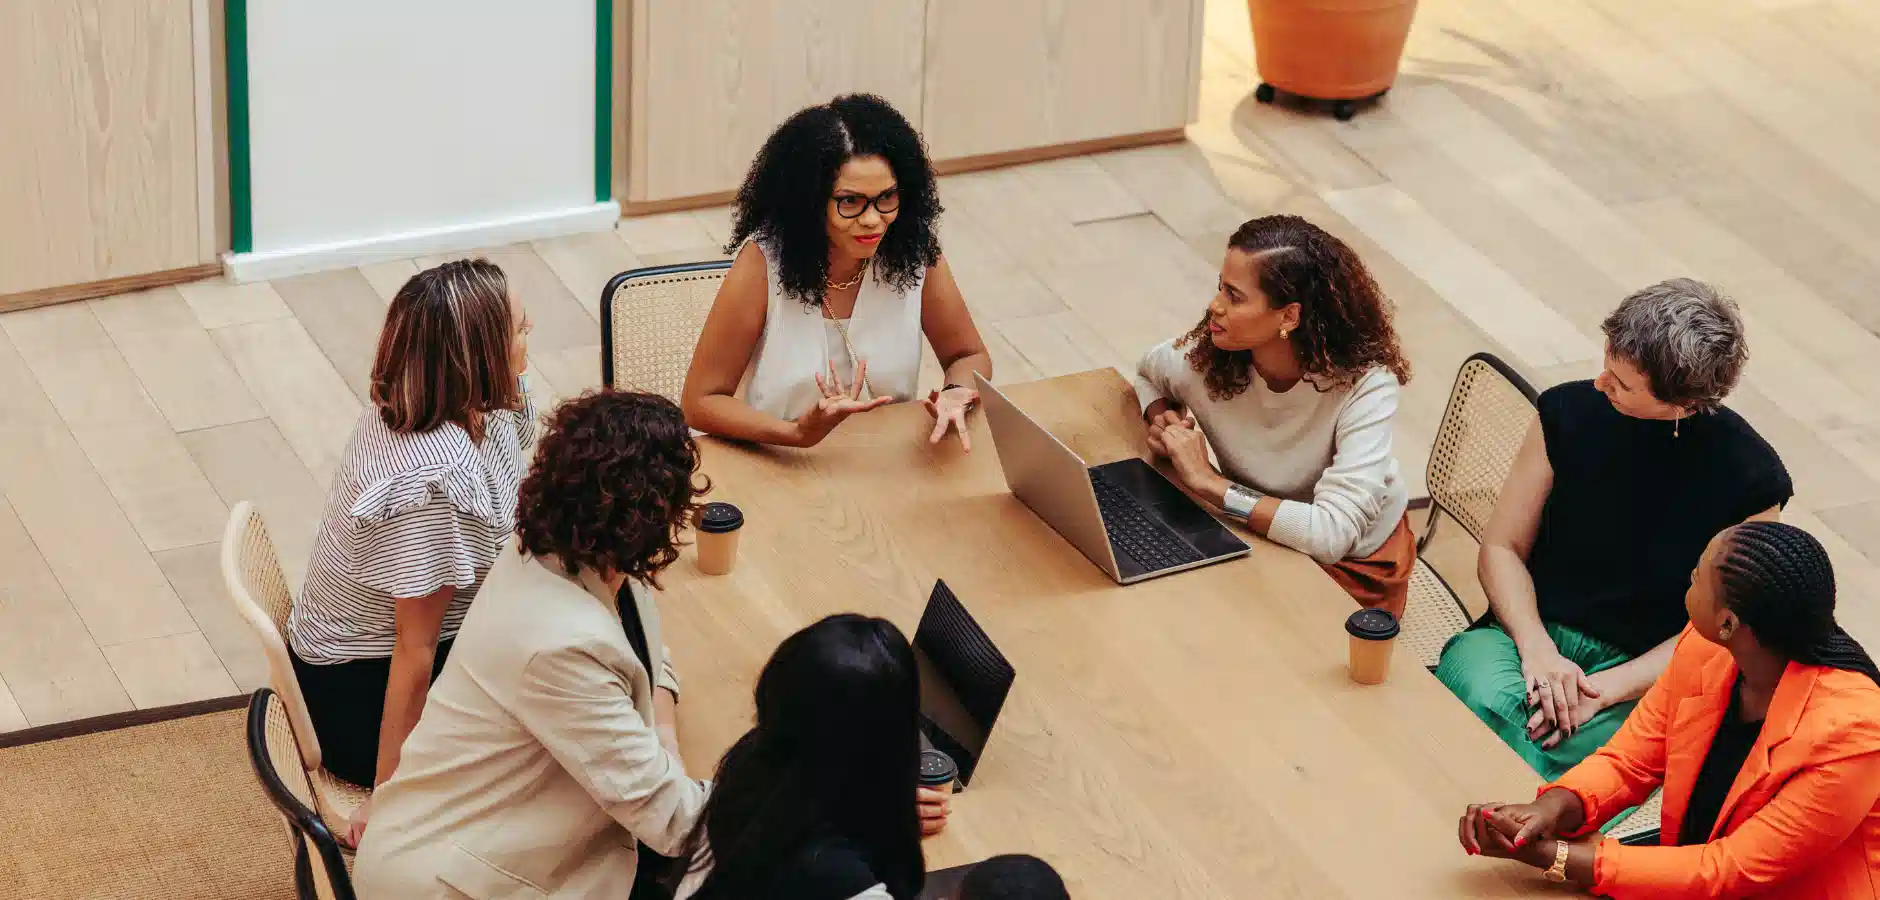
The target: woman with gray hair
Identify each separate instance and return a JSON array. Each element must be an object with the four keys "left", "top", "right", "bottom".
[{"left": 1435, "top": 278, "right": 1792, "bottom": 781}]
